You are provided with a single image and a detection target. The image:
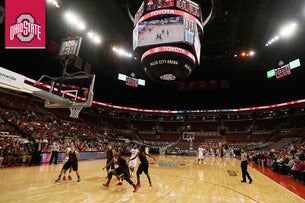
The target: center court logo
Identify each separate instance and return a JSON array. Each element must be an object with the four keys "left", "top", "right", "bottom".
[{"left": 10, "top": 14, "right": 42, "bottom": 42}]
